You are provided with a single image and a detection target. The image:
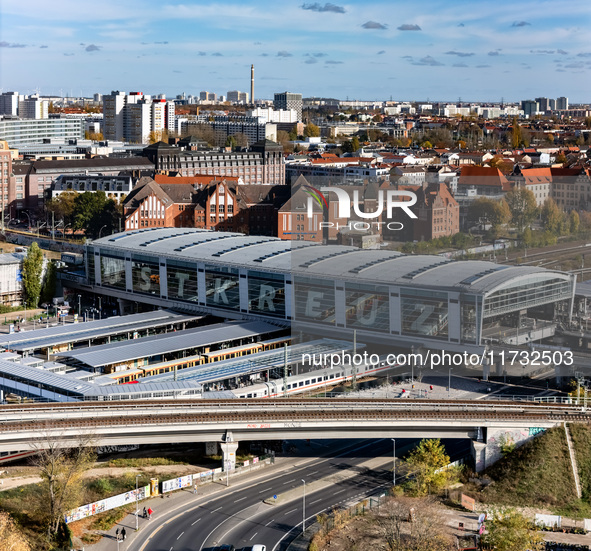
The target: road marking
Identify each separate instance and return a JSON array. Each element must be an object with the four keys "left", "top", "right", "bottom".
[
  {"left": 250, "top": 532, "right": 258, "bottom": 541},
  {"left": 212, "top": 506, "right": 222, "bottom": 512},
  {"left": 308, "top": 471, "right": 319, "bottom": 475},
  {"left": 234, "top": 496, "right": 247, "bottom": 502},
  {"left": 191, "top": 518, "right": 201, "bottom": 526},
  {"left": 310, "top": 498, "right": 322, "bottom": 504},
  {"left": 333, "top": 489, "right": 346, "bottom": 495},
  {"left": 264, "top": 519, "right": 274, "bottom": 526},
  {"left": 284, "top": 509, "right": 297, "bottom": 515},
  {"left": 177, "top": 532, "right": 184, "bottom": 540},
  {"left": 258, "top": 487, "right": 273, "bottom": 493},
  {"left": 282, "top": 479, "right": 296, "bottom": 484}
]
